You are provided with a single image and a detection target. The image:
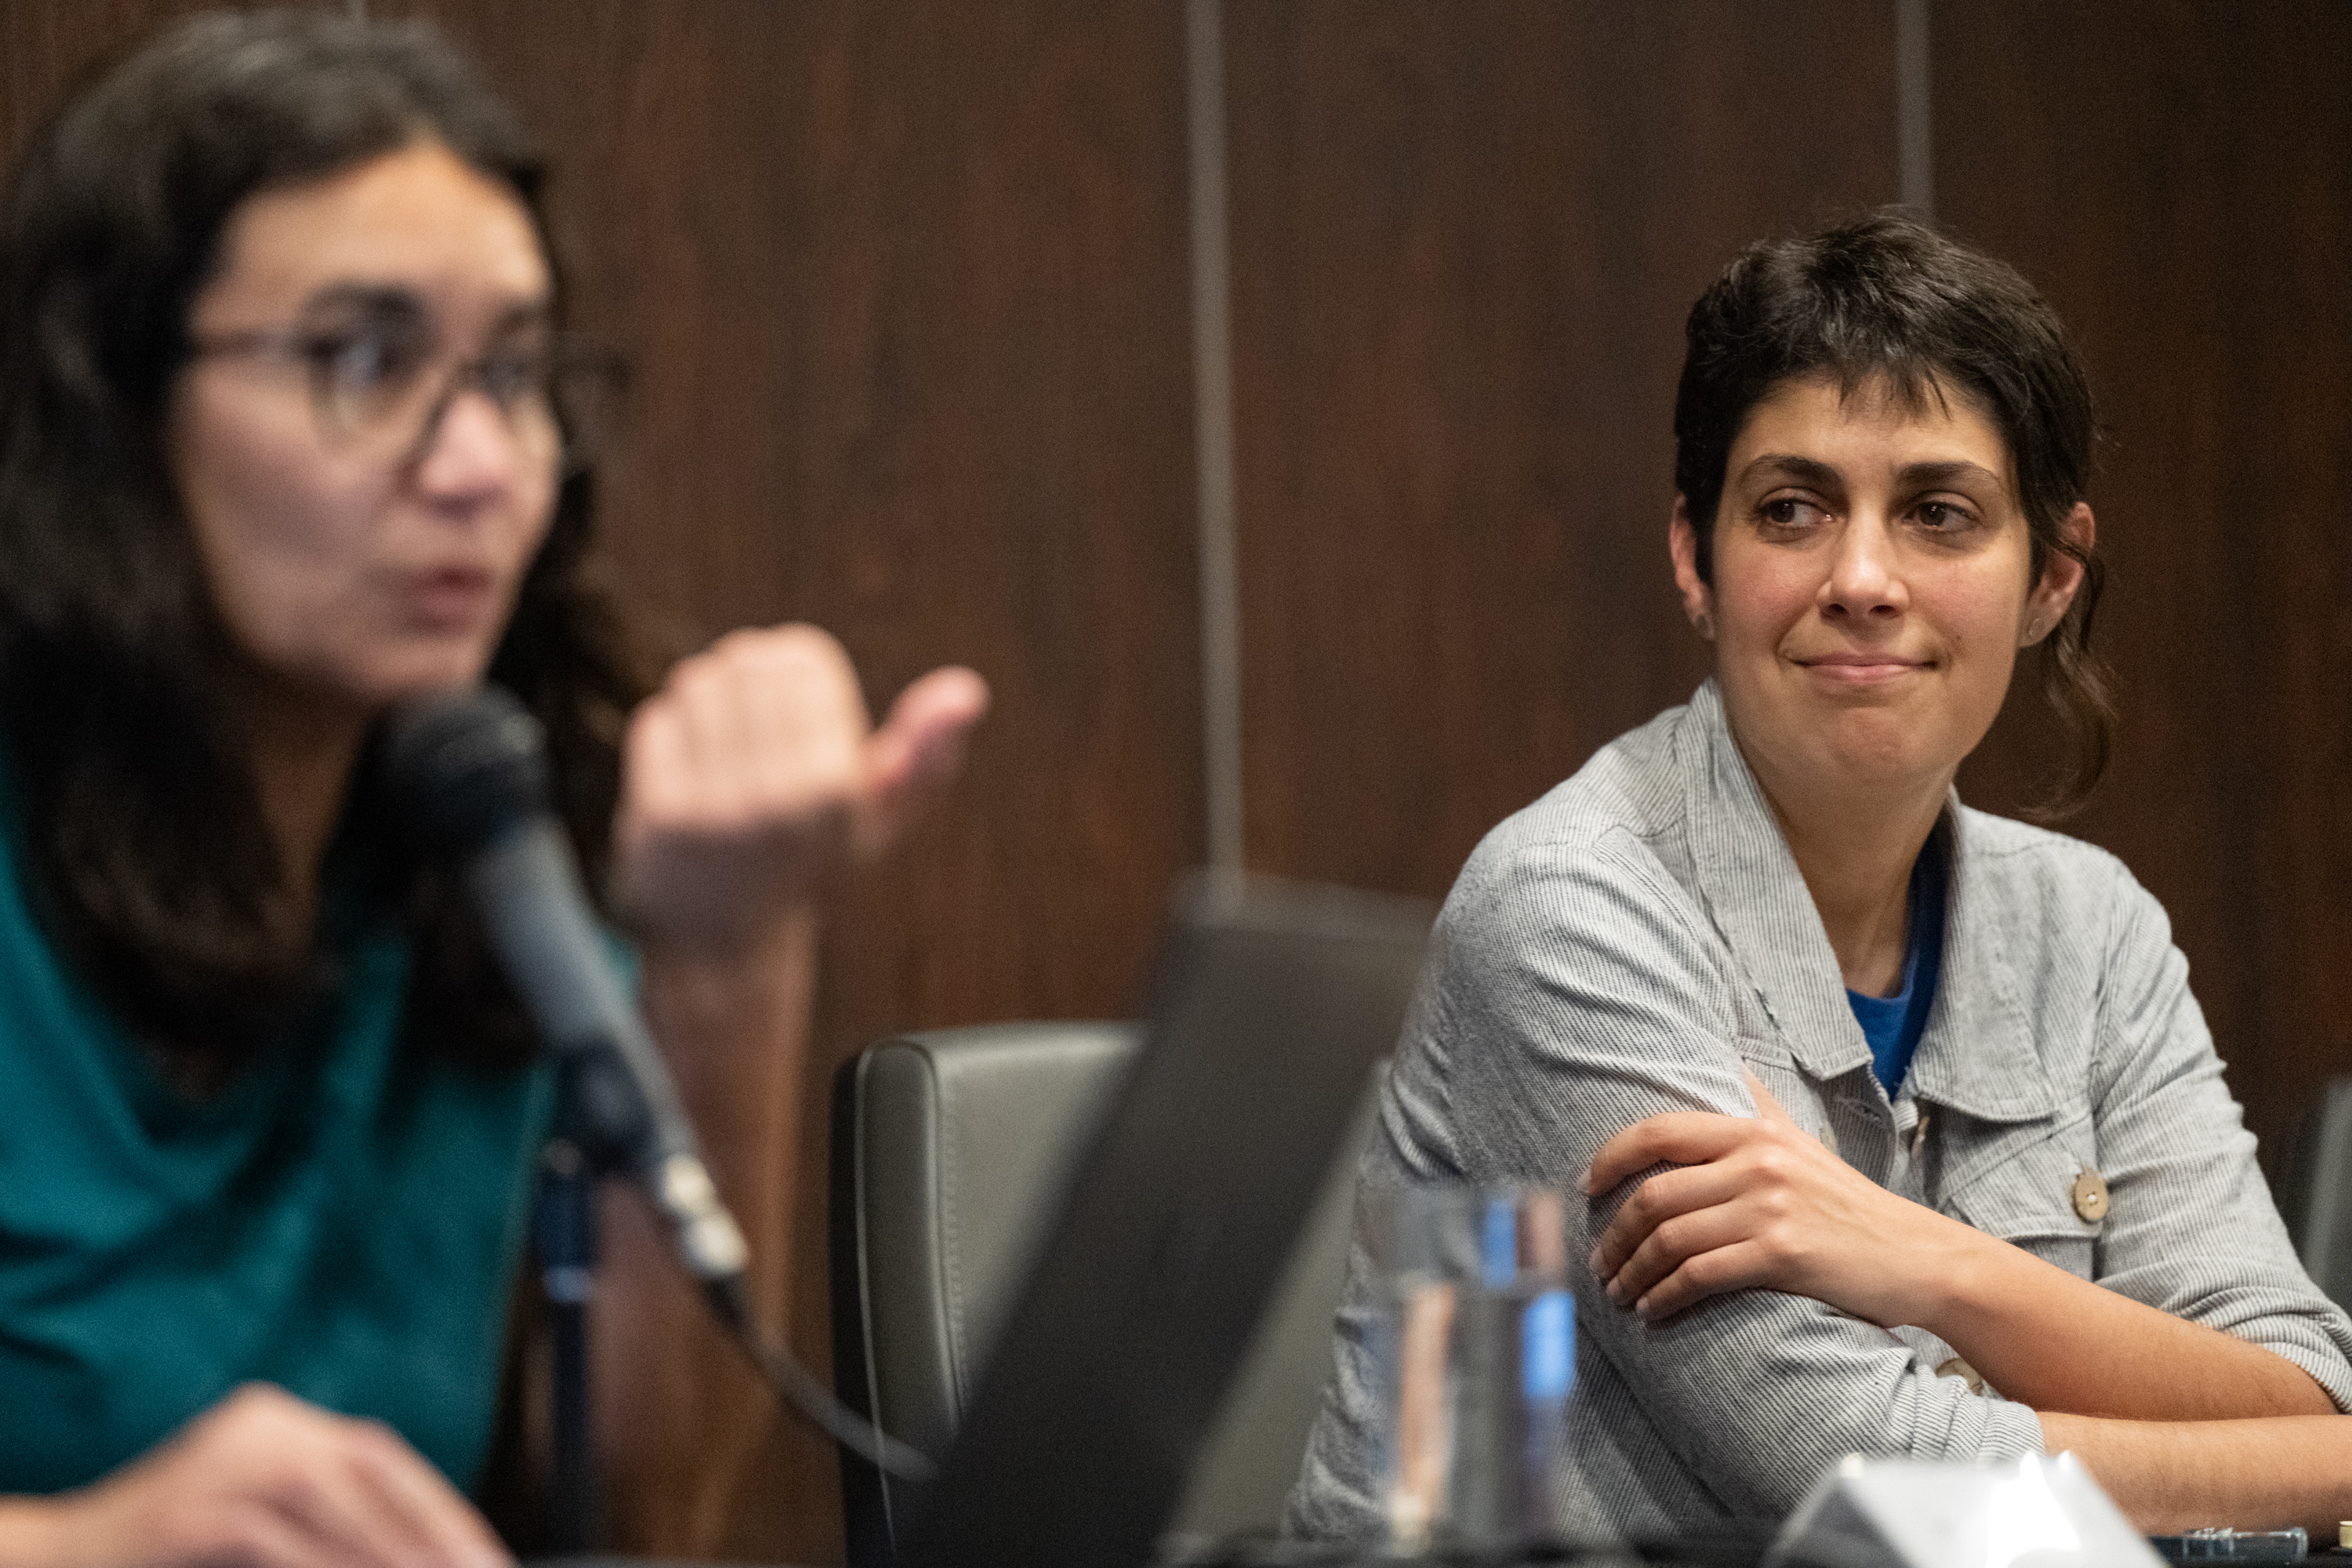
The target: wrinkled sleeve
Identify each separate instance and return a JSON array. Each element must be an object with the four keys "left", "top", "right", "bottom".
[
  {"left": 1287, "top": 831, "right": 2042, "bottom": 1541},
  {"left": 2088, "top": 866, "right": 2352, "bottom": 1406}
]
